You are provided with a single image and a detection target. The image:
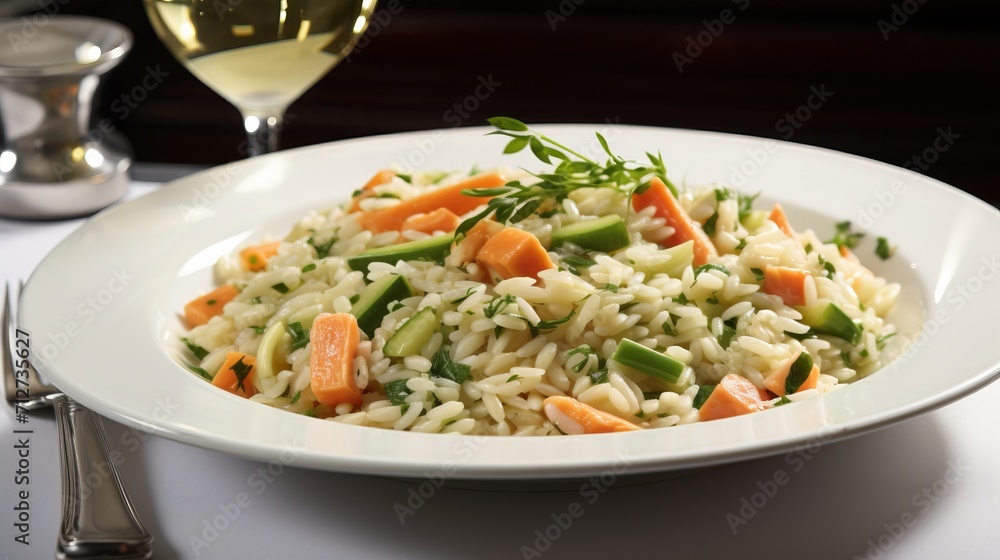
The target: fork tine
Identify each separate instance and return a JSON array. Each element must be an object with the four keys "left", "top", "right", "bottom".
[{"left": 3, "top": 282, "right": 12, "bottom": 383}]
